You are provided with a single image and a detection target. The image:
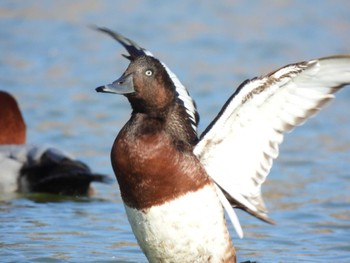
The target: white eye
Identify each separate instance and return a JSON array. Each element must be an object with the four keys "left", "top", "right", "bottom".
[{"left": 145, "top": 70, "right": 153, "bottom": 76}]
